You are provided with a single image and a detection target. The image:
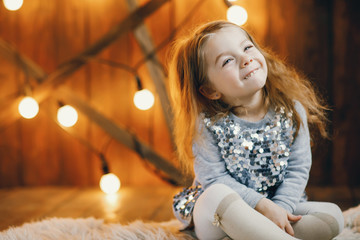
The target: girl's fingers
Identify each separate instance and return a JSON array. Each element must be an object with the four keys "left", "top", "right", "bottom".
[
  {"left": 285, "top": 222, "right": 295, "bottom": 236},
  {"left": 288, "top": 213, "right": 302, "bottom": 222}
]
